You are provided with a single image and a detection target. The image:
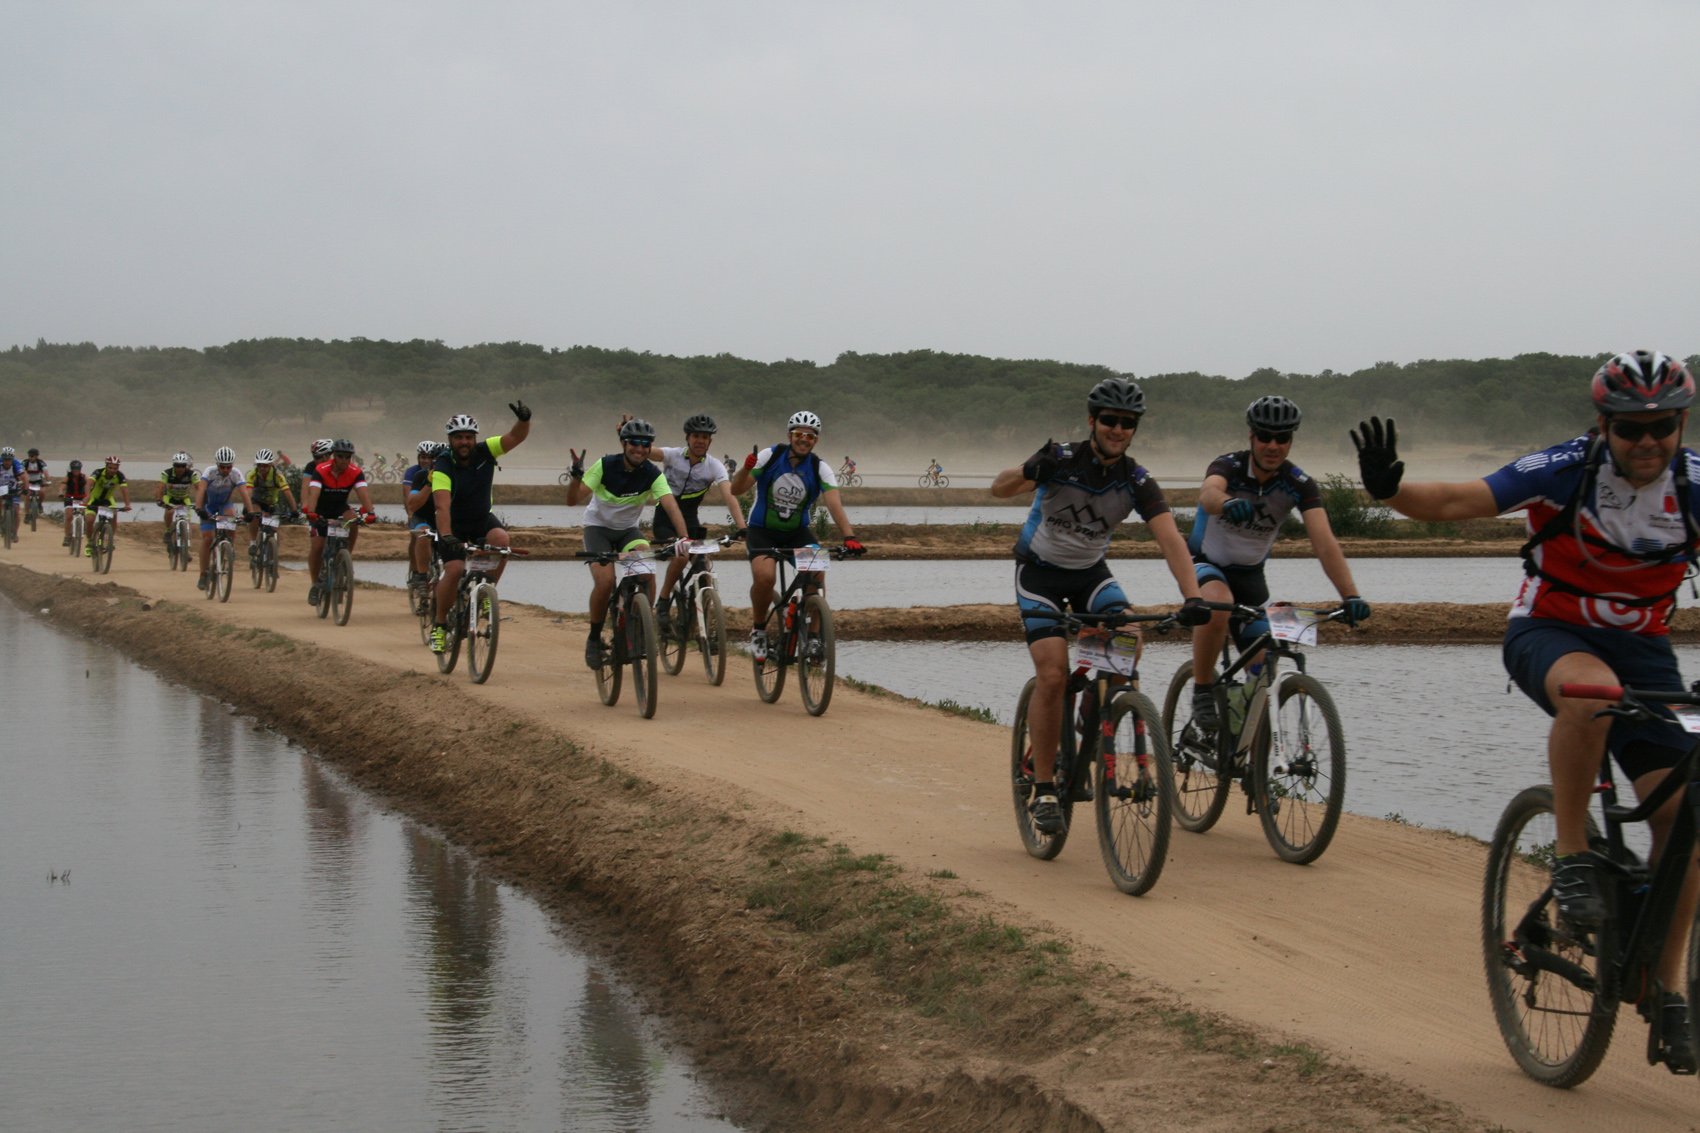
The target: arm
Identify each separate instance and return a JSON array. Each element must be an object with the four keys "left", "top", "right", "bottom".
[
  {"left": 565, "top": 478, "right": 589, "bottom": 506},
  {"left": 818, "top": 487, "right": 855, "bottom": 541},
  {"left": 282, "top": 486, "right": 298, "bottom": 512},
  {"left": 354, "top": 484, "right": 374, "bottom": 515},
  {"left": 1197, "top": 474, "right": 1231, "bottom": 516},
  {"left": 1384, "top": 479, "right": 1500, "bottom": 522},
  {"left": 1300, "top": 508, "right": 1362, "bottom": 599},
  {"left": 499, "top": 401, "right": 531, "bottom": 453},
  {"left": 300, "top": 481, "right": 320, "bottom": 515},
  {"left": 1146, "top": 512, "right": 1201, "bottom": 602},
  {"left": 718, "top": 479, "right": 746, "bottom": 529},
  {"left": 990, "top": 465, "right": 1035, "bottom": 498},
  {"left": 192, "top": 480, "right": 207, "bottom": 509},
  {"left": 119, "top": 483, "right": 132, "bottom": 508},
  {"left": 729, "top": 445, "right": 761, "bottom": 496}
]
